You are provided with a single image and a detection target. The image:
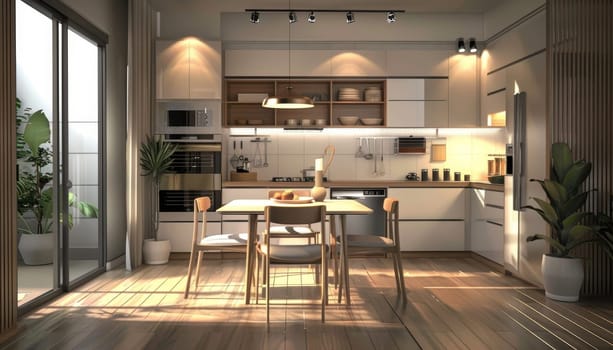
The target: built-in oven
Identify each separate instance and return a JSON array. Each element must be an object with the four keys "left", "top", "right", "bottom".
[{"left": 159, "top": 135, "right": 222, "bottom": 221}]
